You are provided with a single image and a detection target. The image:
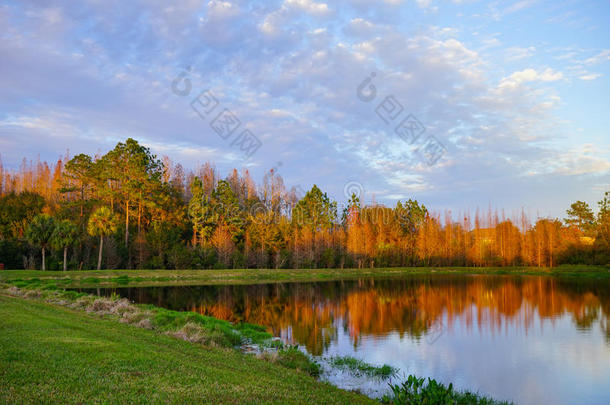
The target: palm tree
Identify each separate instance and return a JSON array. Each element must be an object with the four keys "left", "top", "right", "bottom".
[
  {"left": 26, "top": 214, "right": 56, "bottom": 270},
  {"left": 50, "top": 220, "right": 79, "bottom": 271},
  {"left": 87, "top": 207, "right": 118, "bottom": 270}
]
